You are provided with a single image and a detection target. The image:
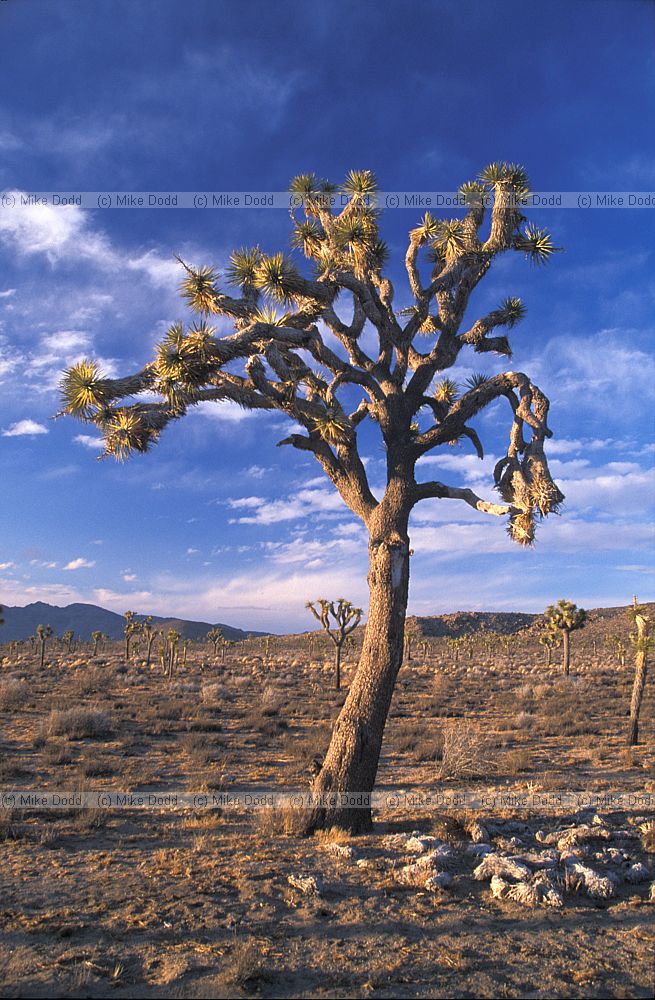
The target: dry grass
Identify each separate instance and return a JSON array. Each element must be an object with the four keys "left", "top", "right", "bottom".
[
  {"left": 0, "top": 677, "right": 29, "bottom": 710},
  {"left": 44, "top": 706, "right": 113, "bottom": 739},
  {"left": 0, "top": 613, "right": 652, "bottom": 998}
]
